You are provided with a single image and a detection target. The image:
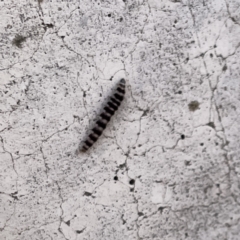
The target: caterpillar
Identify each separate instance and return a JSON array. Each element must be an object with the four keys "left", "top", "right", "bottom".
[{"left": 79, "top": 78, "right": 126, "bottom": 152}]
